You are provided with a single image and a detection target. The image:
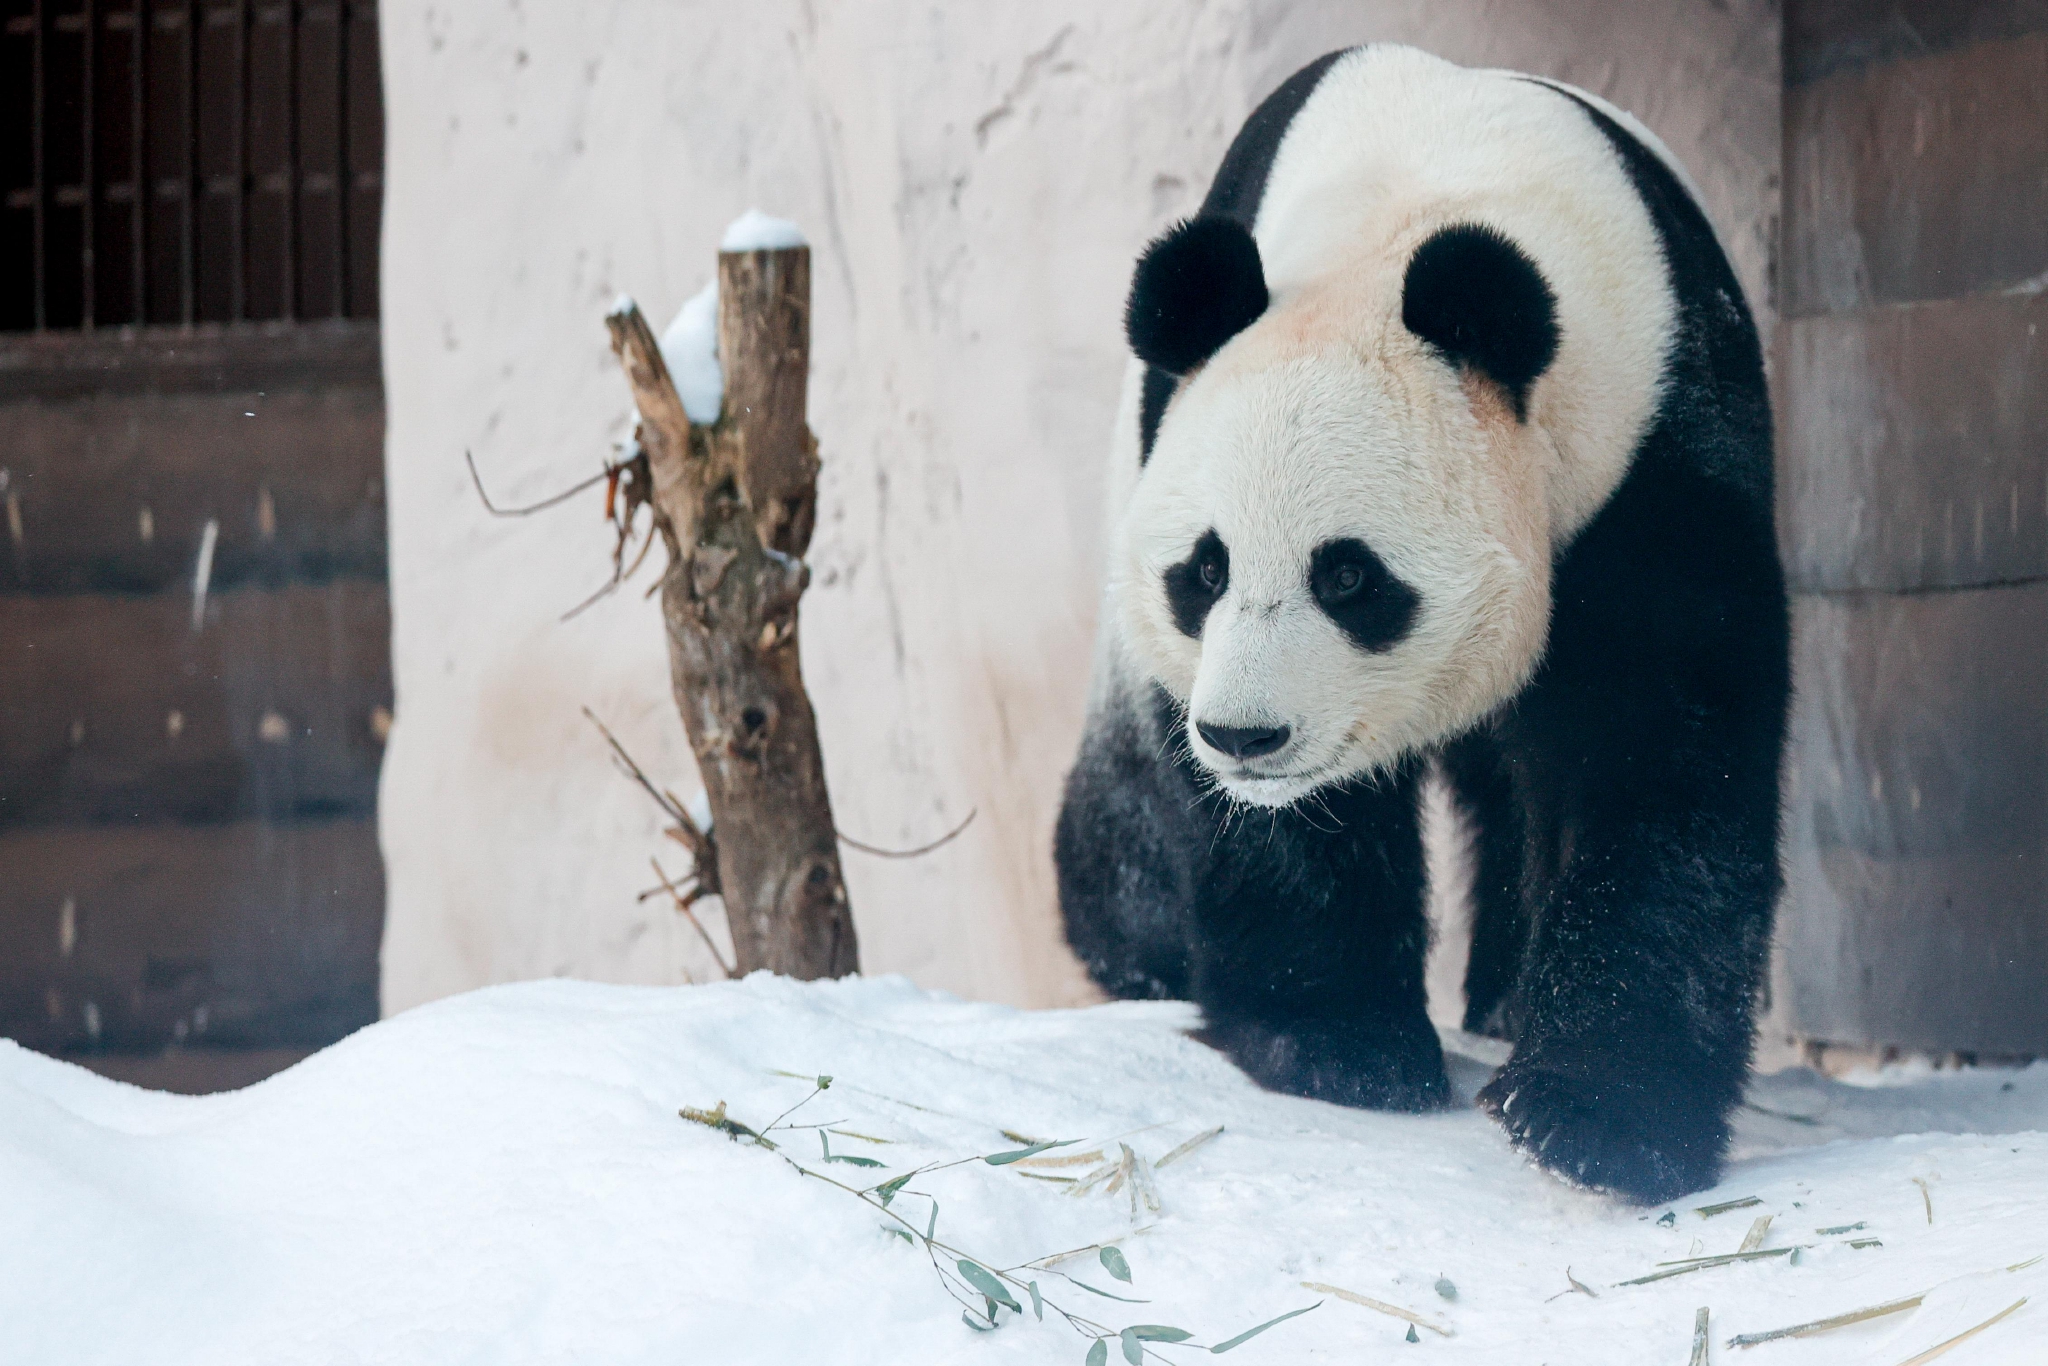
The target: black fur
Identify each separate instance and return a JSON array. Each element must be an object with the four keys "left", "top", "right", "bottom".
[
  {"left": 1138, "top": 49, "right": 1347, "bottom": 463},
  {"left": 1199, "top": 50, "right": 1349, "bottom": 227},
  {"left": 1309, "top": 537, "right": 1420, "bottom": 653},
  {"left": 1401, "top": 224, "right": 1561, "bottom": 420},
  {"left": 1164, "top": 530, "right": 1229, "bottom": 638},
  {"left": 1058, "top": 54, "right": 1789, "bottom": 1206},
  {"left": 1138, "top": 366, "right": 1177, "bottom": 461},
  {"left": 1126, "top": 217, "right": 1269, "bottom": 377}
]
